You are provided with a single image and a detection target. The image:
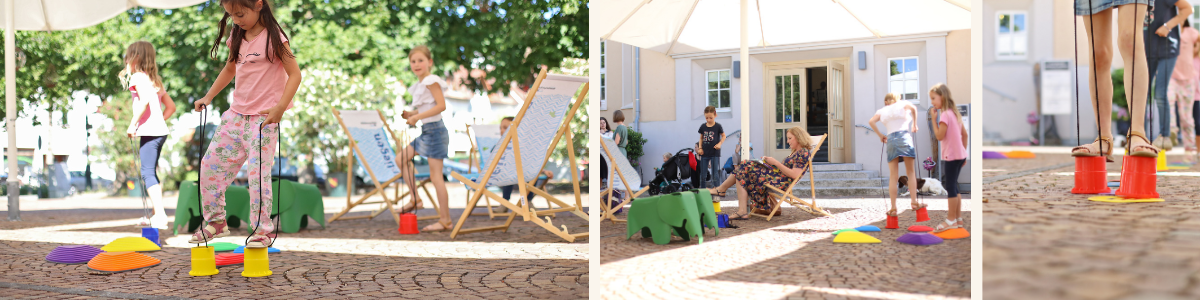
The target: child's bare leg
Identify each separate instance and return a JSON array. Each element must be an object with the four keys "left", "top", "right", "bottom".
[
  {"left": 888, "top": 158, "right": 900, "bottom": 213},
  {"left": 904, "top": 157, "right": 918, "bottom": 208},
  {"left": 396, "top": 146, "right": 423, "bottom": 212},
  {"left": 1079, "top": 9, "right": 1116, "bottom": 153},
  {"left": 423, "top": 158, "right": 451, "bottom": 230},
  {"left": 1116, "top": 4, "right": 1153, "bottom": 152}
]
